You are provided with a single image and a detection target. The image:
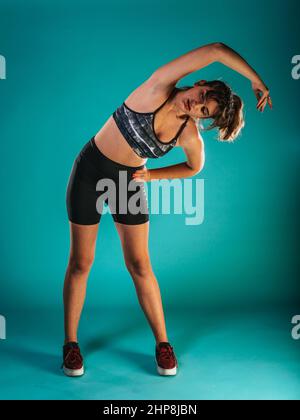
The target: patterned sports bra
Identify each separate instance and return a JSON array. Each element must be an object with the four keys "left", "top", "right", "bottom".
[{"left": 112, "top": 87, "right": 190, "bottom": 159}]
